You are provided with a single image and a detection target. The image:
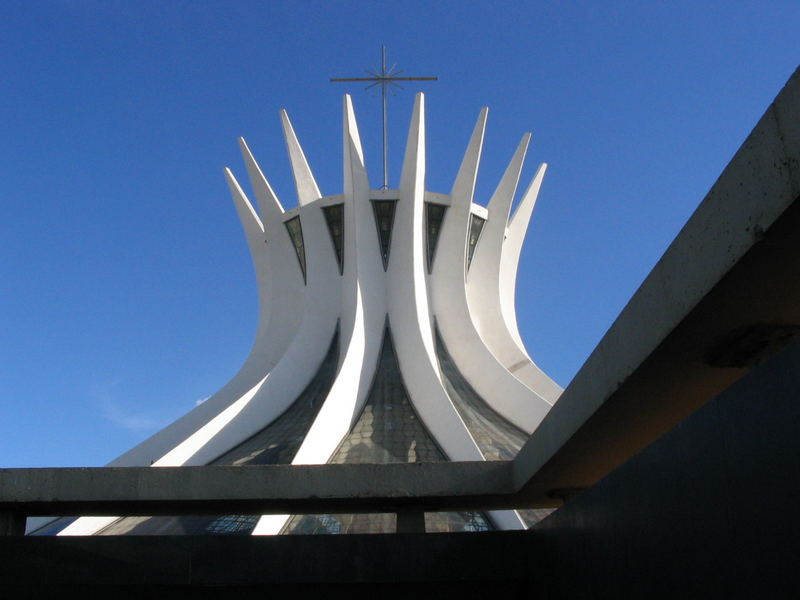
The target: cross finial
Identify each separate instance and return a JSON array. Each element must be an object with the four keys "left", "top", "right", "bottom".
[{"left": 331, "top": 46, "right": 438, "bottom": 189}]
